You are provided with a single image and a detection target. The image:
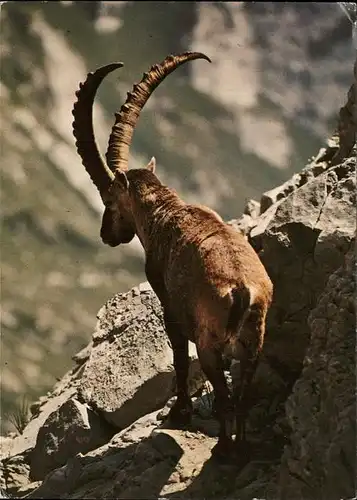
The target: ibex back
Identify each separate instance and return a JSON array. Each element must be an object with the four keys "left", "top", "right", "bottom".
[{"left": 72, "top": 52, "right": 273, "bottom": 461}]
